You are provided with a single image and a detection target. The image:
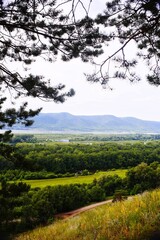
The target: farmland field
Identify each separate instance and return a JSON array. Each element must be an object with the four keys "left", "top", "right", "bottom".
[
  {"left": 2, "top": 138, "right": 160, "bottom": 238},
  {"left": 21, "top": 169, "right": 127, "bottom": 188}
]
